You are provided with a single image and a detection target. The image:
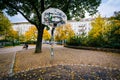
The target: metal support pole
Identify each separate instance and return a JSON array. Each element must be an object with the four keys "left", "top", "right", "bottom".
[
  {"left": 50, "top": 23, "right": 57, "bottom": 60},
  {"left": 50, "top": 27, "right": 55, "bottom": 58}
]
